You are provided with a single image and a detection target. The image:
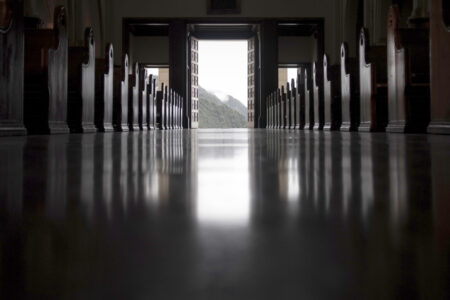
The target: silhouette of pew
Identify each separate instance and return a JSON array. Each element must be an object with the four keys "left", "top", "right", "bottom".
[
  {"left": 68, "top": 28, "right": 95, "bottom": 133},
  {"left": 266, "top": 93, "right": 272, "bottom": 128},
  {"left": 359, "top": 28, "right": 388, "bottom": 132},
  {"left": 163, "top": 86, "right": 169, "bottom": 130},
  {"left": 148, "top": 76, "right": 157, "bottom": 130},
  {"left": 24, "top": 6, "right": 68, "bottom": 134},
  {"left": 286, "top": 82, "right": 292, "bottom": 129},
  {"left": 386, "top": 5, "right": 430, "bottom": 133},
  {"left": 323, "top": 54, "right": 341, "bottom": 130},
  {"left": 270, "top": 92, "right": 275, "bottom": 129},
  {"left": 178, "top": 93, "right": 182, "bottom": 129},
  {"left": 281, "top": 86, "right": 287, "bottom": 129},
  {"left": 291, "top": 79, "right": 300, "bottom": 129},
  {"left": 94, "top": 44, "right": 114, "bottom": 132},
  {"left": 429, "top": 0, "right": 450, "bottom": 134},
  {"left": 273, "top": 90, "right": 279, "bottom": 129},
  {"left": 157, "top": 83, "right": 166, "bottom": 130},
  {"left": 113, "top": 54, "right": 129, "bottom": 131},
  {"left": 0, "top": 0, "right": 26, "bottom": 135},
  {"left": 139, "top": 67, "right": 148, "bottom": 130},
  {"left": 297, "top": 71, "right": 306, "bottom": 129},
  {"left": 313, "top": 62, "right": 324, "bottom": 130},
  {"left": 128, "top": 62, "right": 139, "bottom": 131},
  {"left": 304, "top": 67, "right": 313, "bottom": 130},
  {"left": 340, "top": 43, "right": 360, "bottom": 131},
  {"left": 168, "top": 89, "right": 173, "bottom": 130}
]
